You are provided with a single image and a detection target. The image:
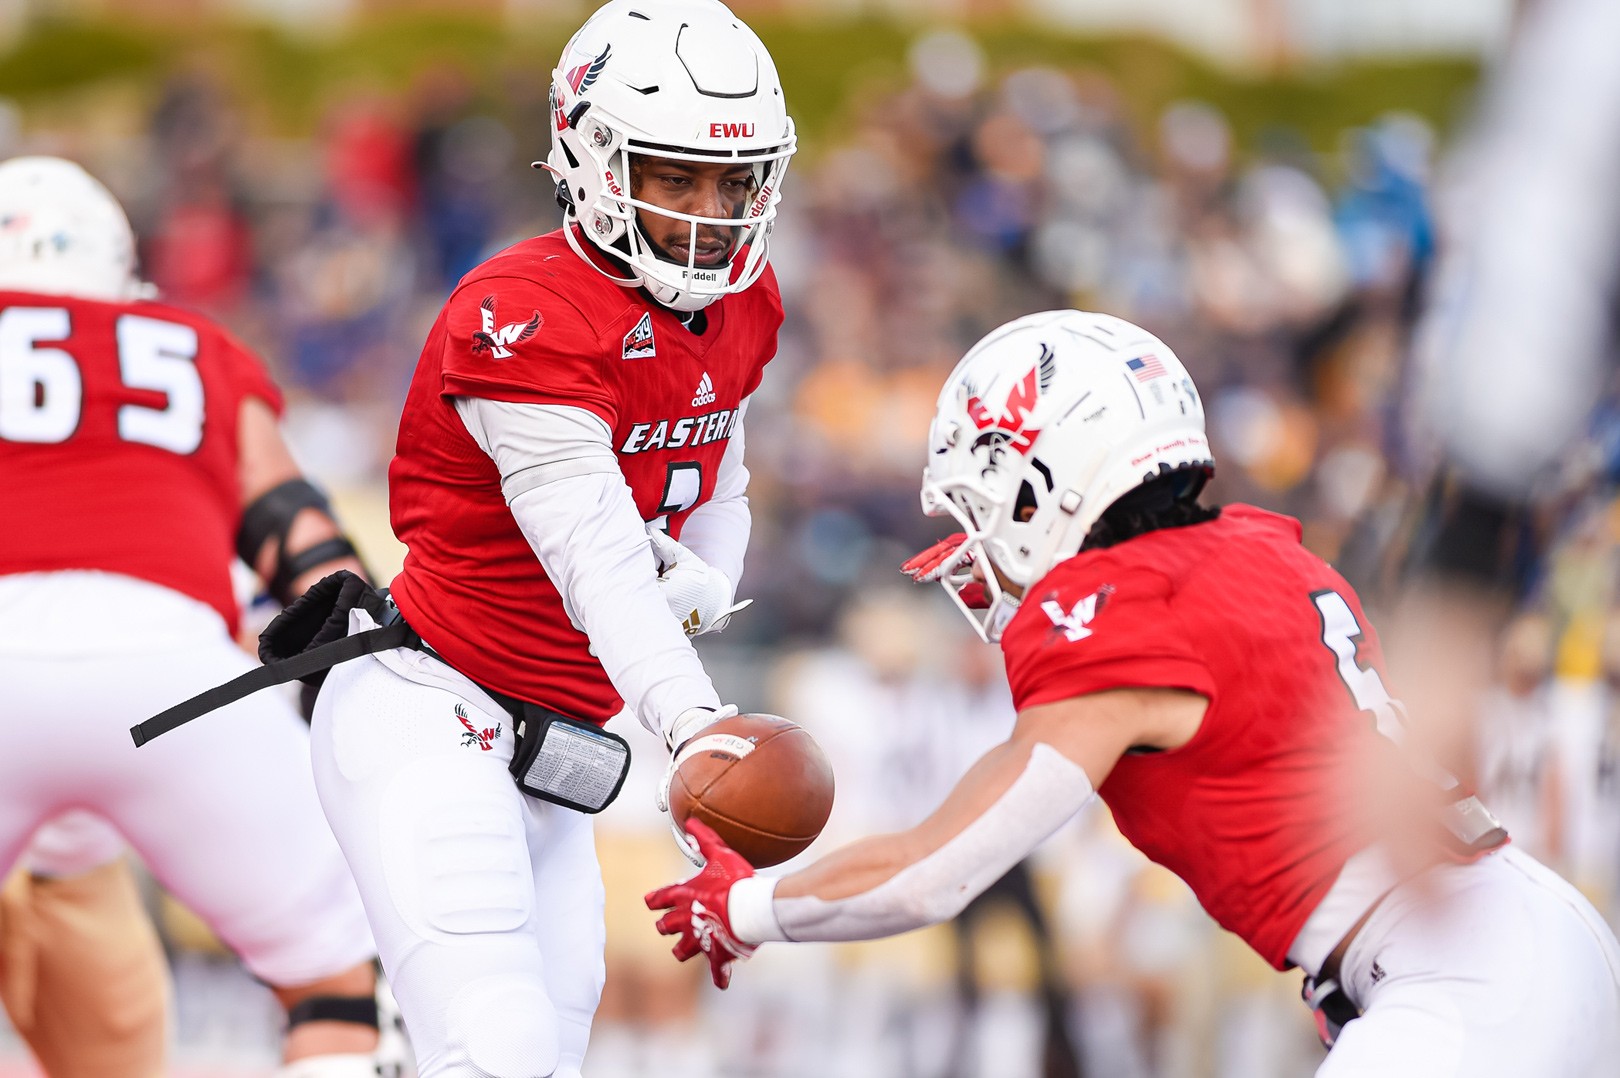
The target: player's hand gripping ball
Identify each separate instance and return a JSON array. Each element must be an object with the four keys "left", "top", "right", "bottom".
[{"left": 667, "top": 714, "right": 834, "bottom": 867}]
